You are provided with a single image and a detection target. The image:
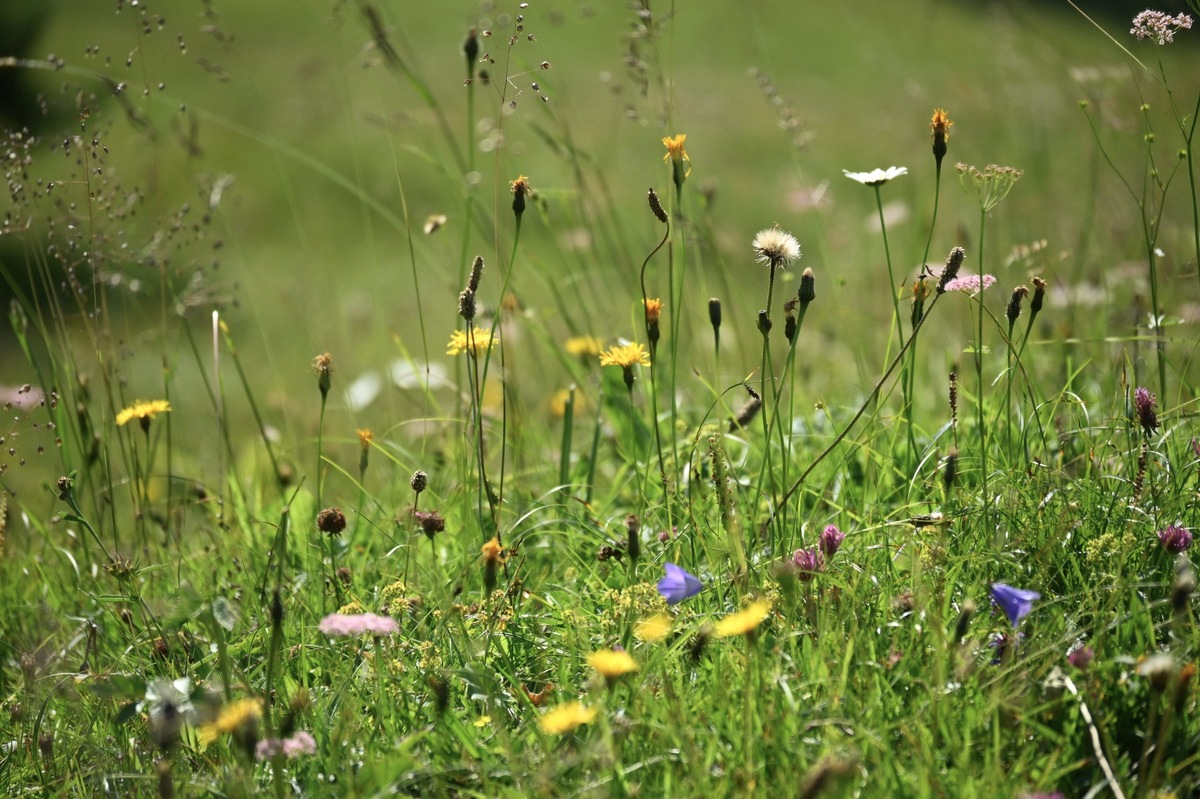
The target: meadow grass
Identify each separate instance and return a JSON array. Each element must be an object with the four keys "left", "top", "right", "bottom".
[{"left": 1, "top": 1, "right": 1200, "bottom": 797}]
